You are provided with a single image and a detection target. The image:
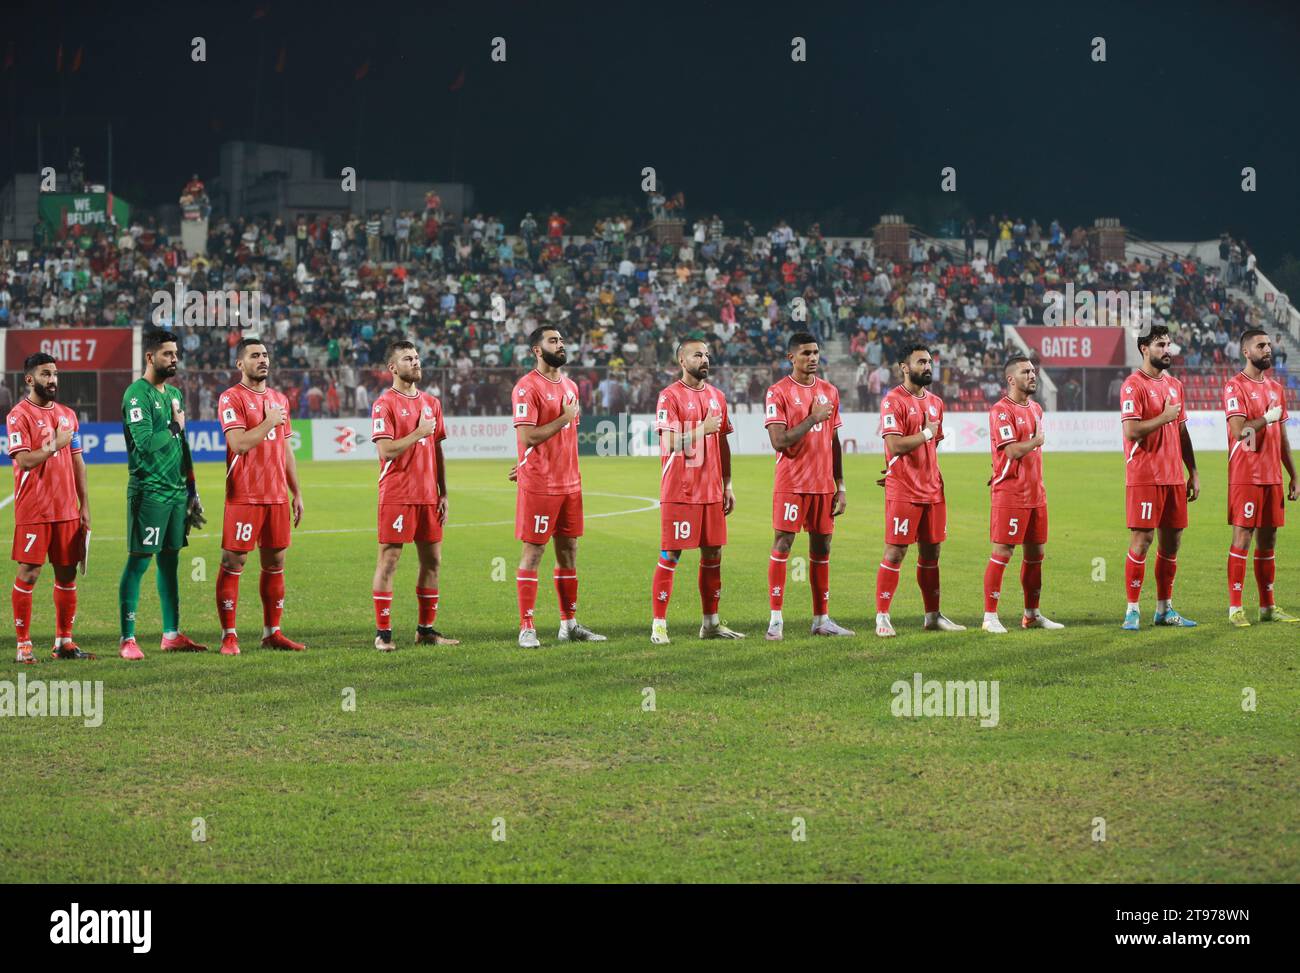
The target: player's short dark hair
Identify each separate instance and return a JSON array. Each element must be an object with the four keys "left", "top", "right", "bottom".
[
  {"left": 23, "top": 352, "right": 57, "bottom": 374},
  {"left": 899, "top": 343, "right": 930, "bottom": 364},
  {"left": 144, "top": 329, "right": 179, "bottom": 354},
  {"left": 236, "top": 336, "right": 267, "bottom": 358},
  {"left": 787, "top": 331, "right": 818, "bottom": 351},
  {"left": 1239, "top": 328, "right": 1268, "bottom": 349},
  {"left": 528, "top": 326, "right": 560, "bottom": 350},
  {"left": 386, "top": 339, "right": 417, "bottom": 364},
  {"left": 1136, "top": 323, "right": 1170, "bottom": 351},
  {"left": 676, "top": 337, "right": 708, "bottom": 359},
  {"left": 1004, "top": 354, "right": 1031, "bottom": 374}
]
